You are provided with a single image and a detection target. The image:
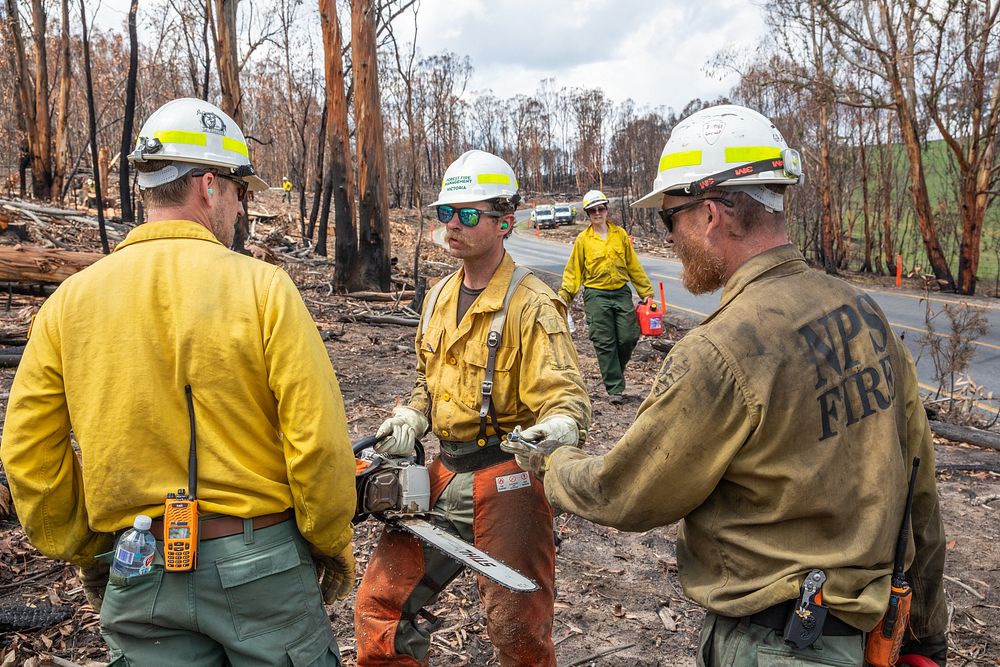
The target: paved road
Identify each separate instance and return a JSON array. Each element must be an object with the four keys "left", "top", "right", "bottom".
[{"left": 498, "top": 215, "right": 1000, "bottom": 417}]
